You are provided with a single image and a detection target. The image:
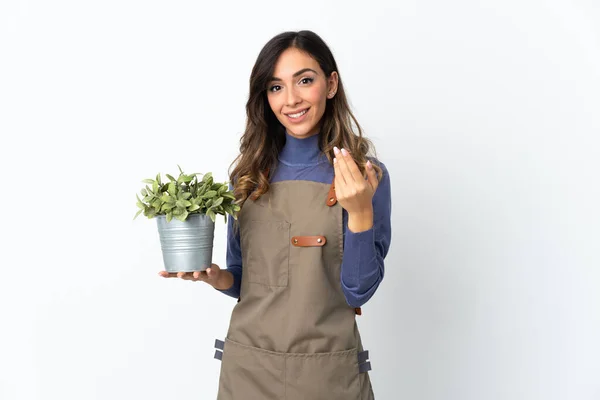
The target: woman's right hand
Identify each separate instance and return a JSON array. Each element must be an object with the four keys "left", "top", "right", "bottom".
[{"left": 158, "top": 264, "right": 233, "bottom": 290}]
